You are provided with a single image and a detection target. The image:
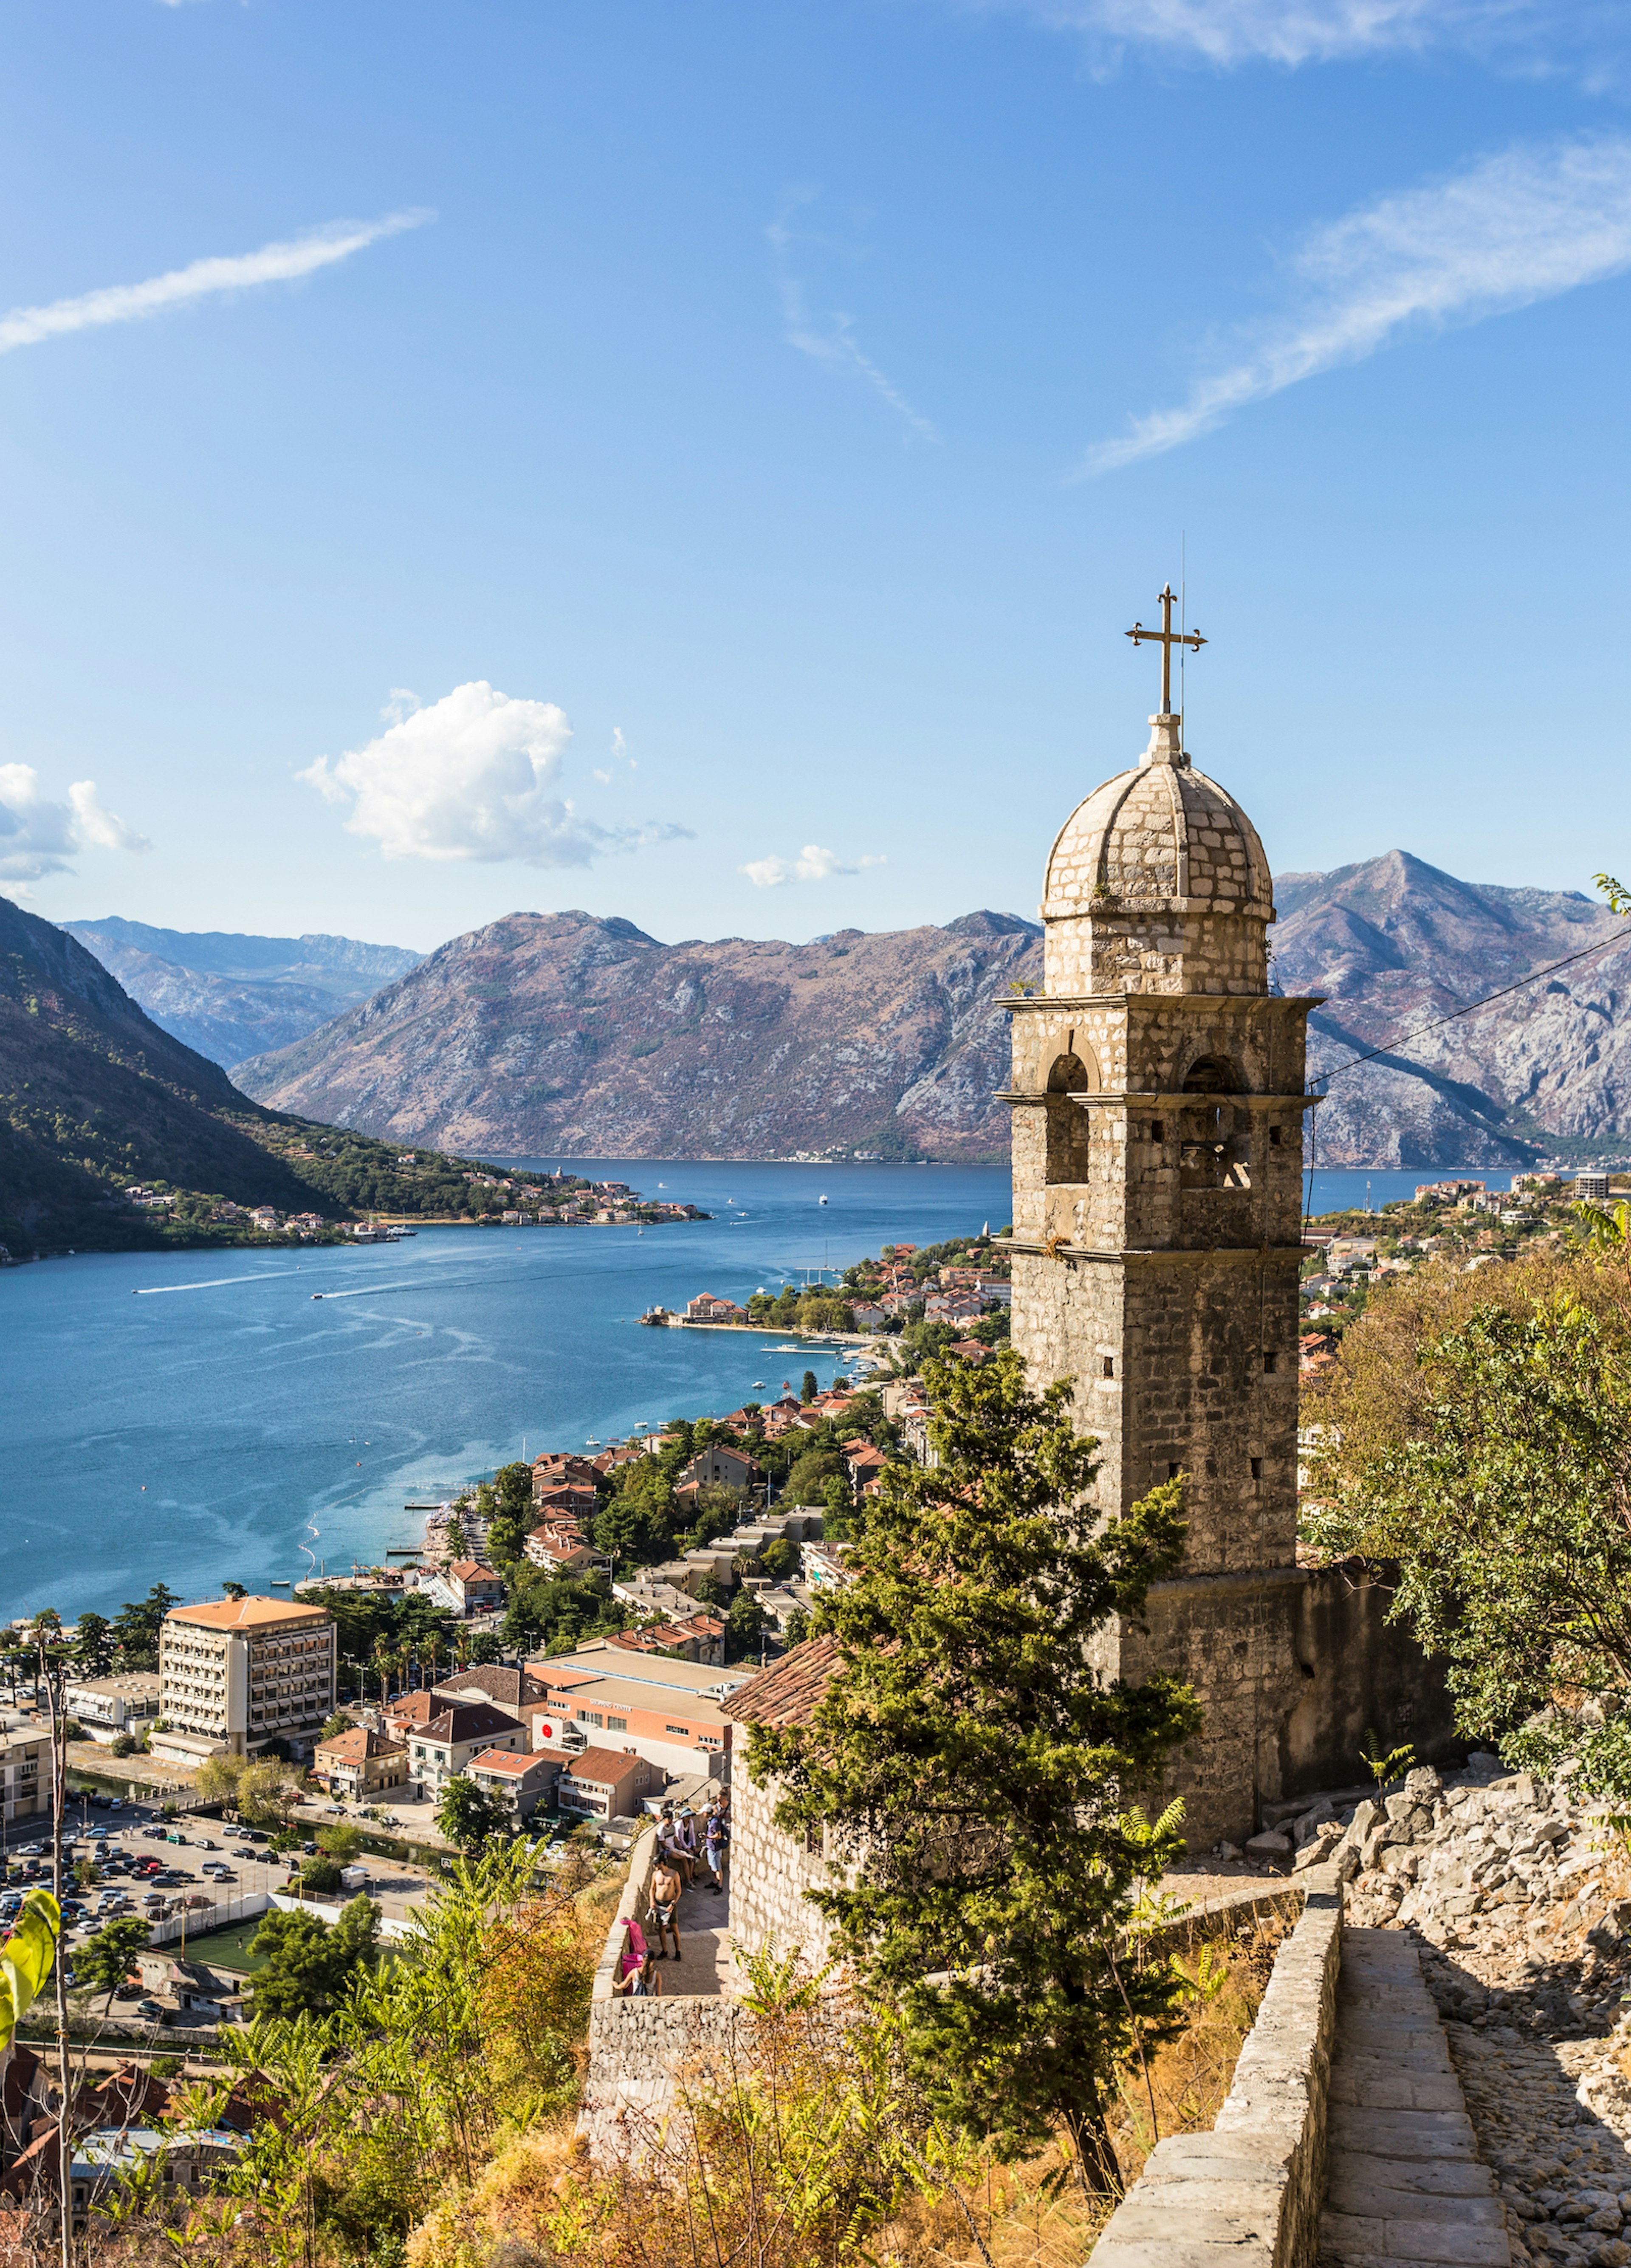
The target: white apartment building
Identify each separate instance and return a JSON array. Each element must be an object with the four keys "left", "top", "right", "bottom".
[
  {"left": 0, "top": 1728, "right": 45, "bottom": 1823},
  {"left": 157, "top": 1597, "right": 336, "bottom": 1760},
  {"left": 63, "top": 1672, "right": 161, "bottom": 1744}
]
